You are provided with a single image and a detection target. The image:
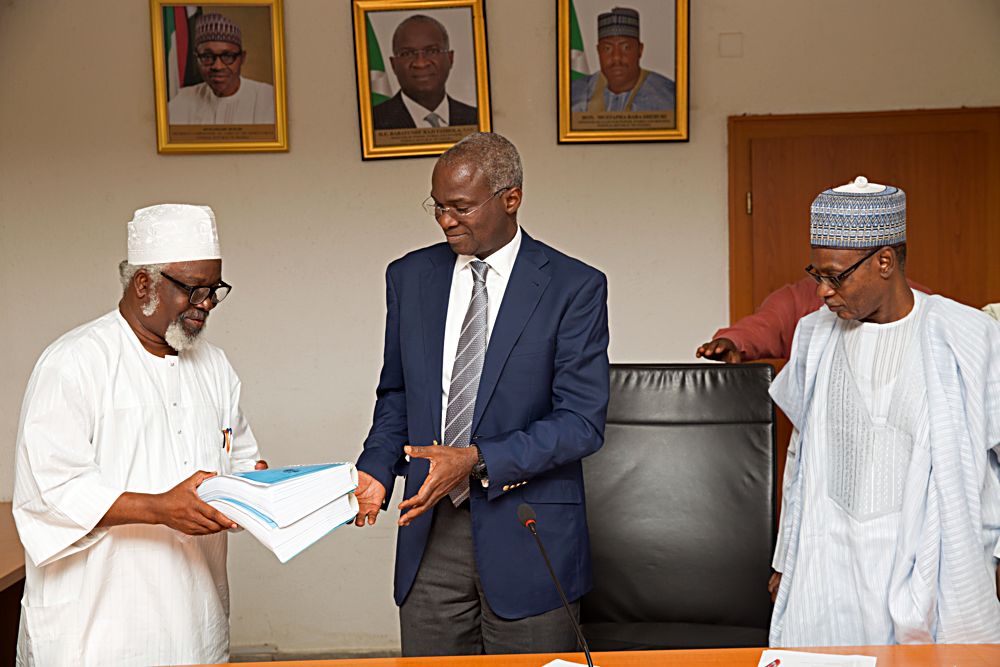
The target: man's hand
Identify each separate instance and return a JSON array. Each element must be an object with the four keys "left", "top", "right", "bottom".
[
  {"left": 154, "top": 470, "right": 238, "bottom": 535},
  {"left": 695, "top": 337, "right": 743, "bottom": 364},
  {"left": 255, "top": 460, "right": 269, "bottom": 470},
  {"left": 397, "top": 444, "right": 478, "bottom": 527},
  {"left": 768, "top": 572, "right": 782, "bottom": 603},
  {"left": 354, "top": 470, "right": 387, "bottom": 527}
]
